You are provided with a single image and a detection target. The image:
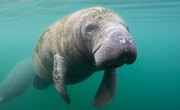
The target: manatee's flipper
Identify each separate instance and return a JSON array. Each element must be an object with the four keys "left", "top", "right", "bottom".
[
  {"left": 33, "top": 74, "right": 51, "bottom": 89},
  {"left": 52, "top": 54, "right": 70, "bottom": 104},
  {"left": 93, "top": 69, "right": 118, "bottom": 107}
]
